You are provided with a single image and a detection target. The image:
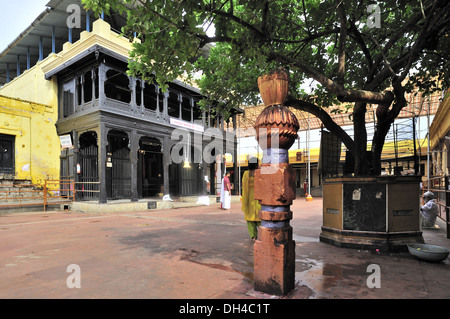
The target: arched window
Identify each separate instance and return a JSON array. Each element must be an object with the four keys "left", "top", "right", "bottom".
[
  {"left": 168, "top": 91, "right": 179, "bottom": 118},
  {"left": 181, "top": 96, "right": 191, "bottom": 122},
  {"left": 143, "top": 82, "right": 157, "bottom": 111},
  {"left": 83, "top": 70, "right": 92, "bottom": 103},
  {"left": 104, "top": 69, "right": 131, "bottom": 103}
]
